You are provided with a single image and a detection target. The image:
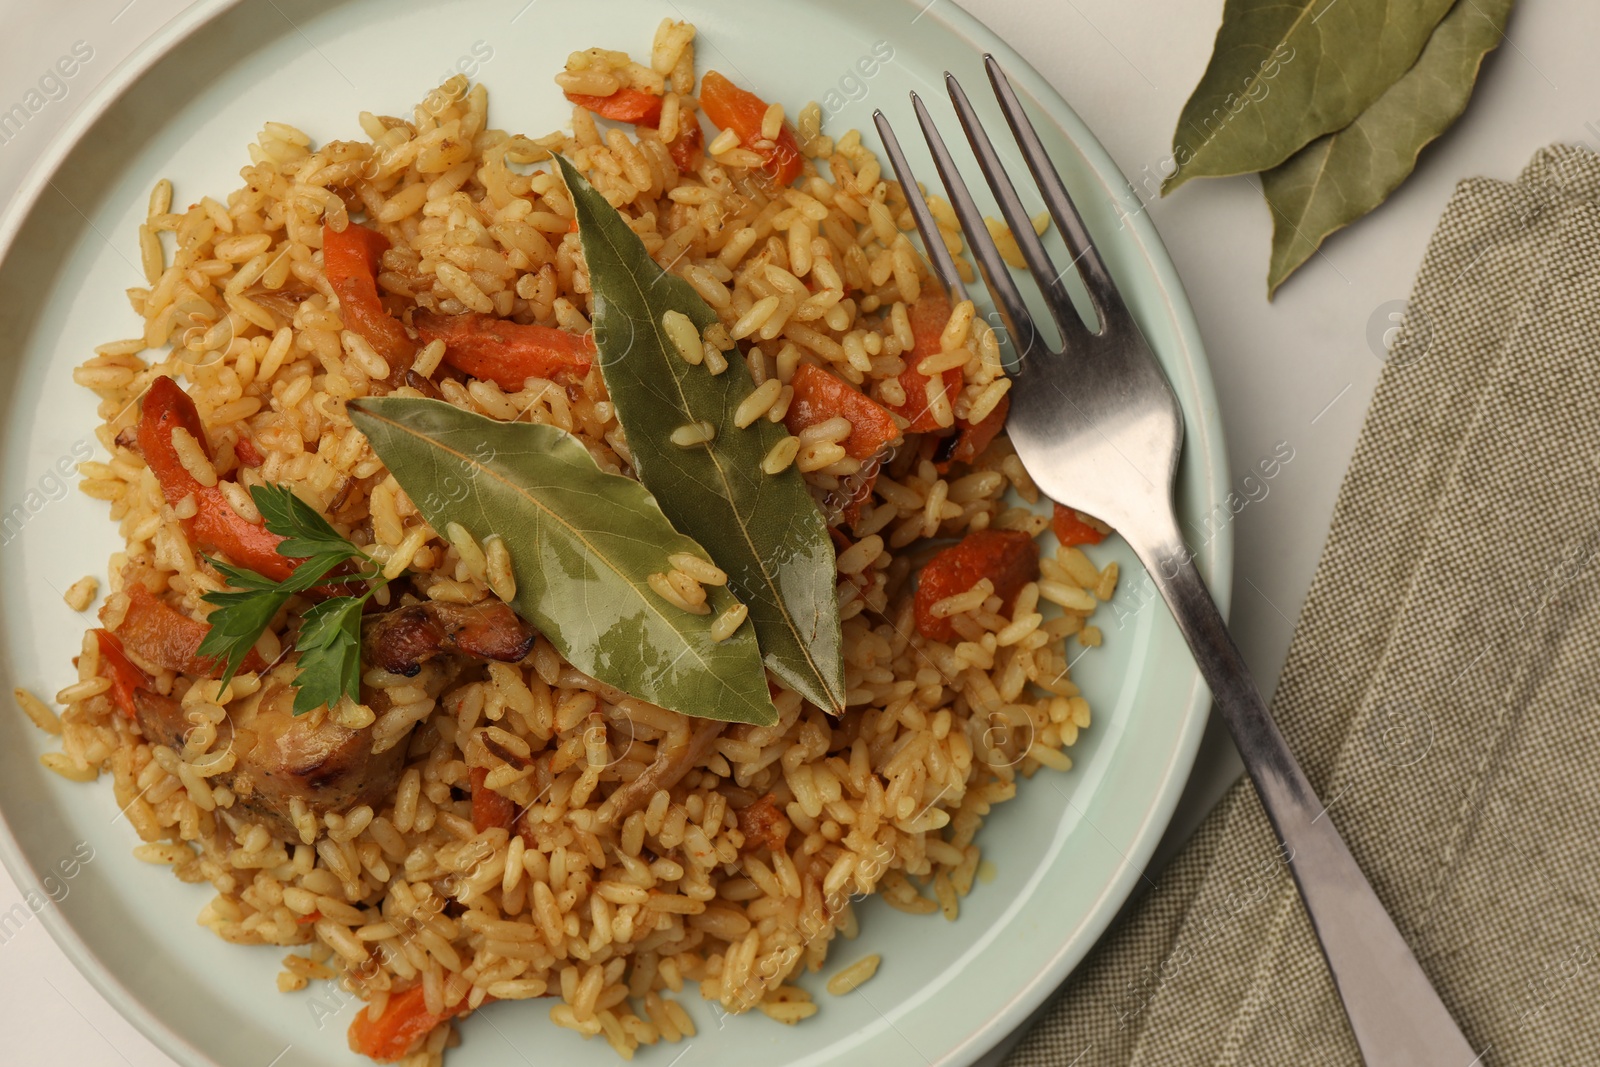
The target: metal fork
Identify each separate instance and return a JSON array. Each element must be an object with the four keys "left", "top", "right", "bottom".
[{"left": 873, "top": 58, "right": 1479, "bottom": 1067}]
